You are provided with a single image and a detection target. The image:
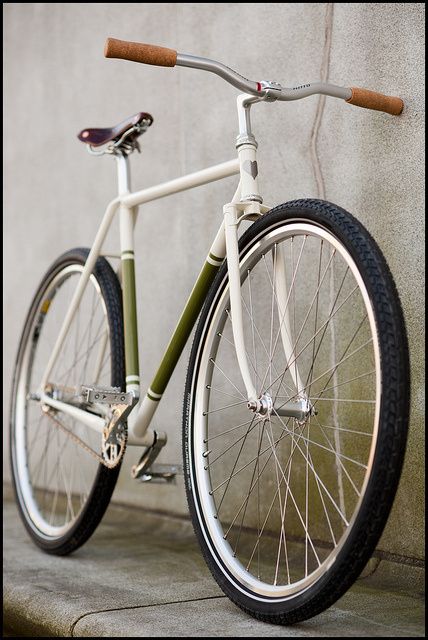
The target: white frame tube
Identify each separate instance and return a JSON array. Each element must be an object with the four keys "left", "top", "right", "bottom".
[
  {"left": 40, "top": 393, "right": 105, "bottom": 434},
  {"left": 40, "top": 158, "right": 240, "bottom": 391},
  {"left": 37, "top": 92, "right": 303, "bottom": 444},
  {"left": 274, "top": 244, "right": 305, "bottom": 393},
  {"left": 41, "top": 197, "right": 121, "bottom": 388},
  {"left": 39, "top": 159, "right": 241, "bottom": 442},
  {"left": 224, "top": 202, "right": 258, "bottom": 403},
  {"left": 122, "top": 159, "right": 240, "bottom": 208}
]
